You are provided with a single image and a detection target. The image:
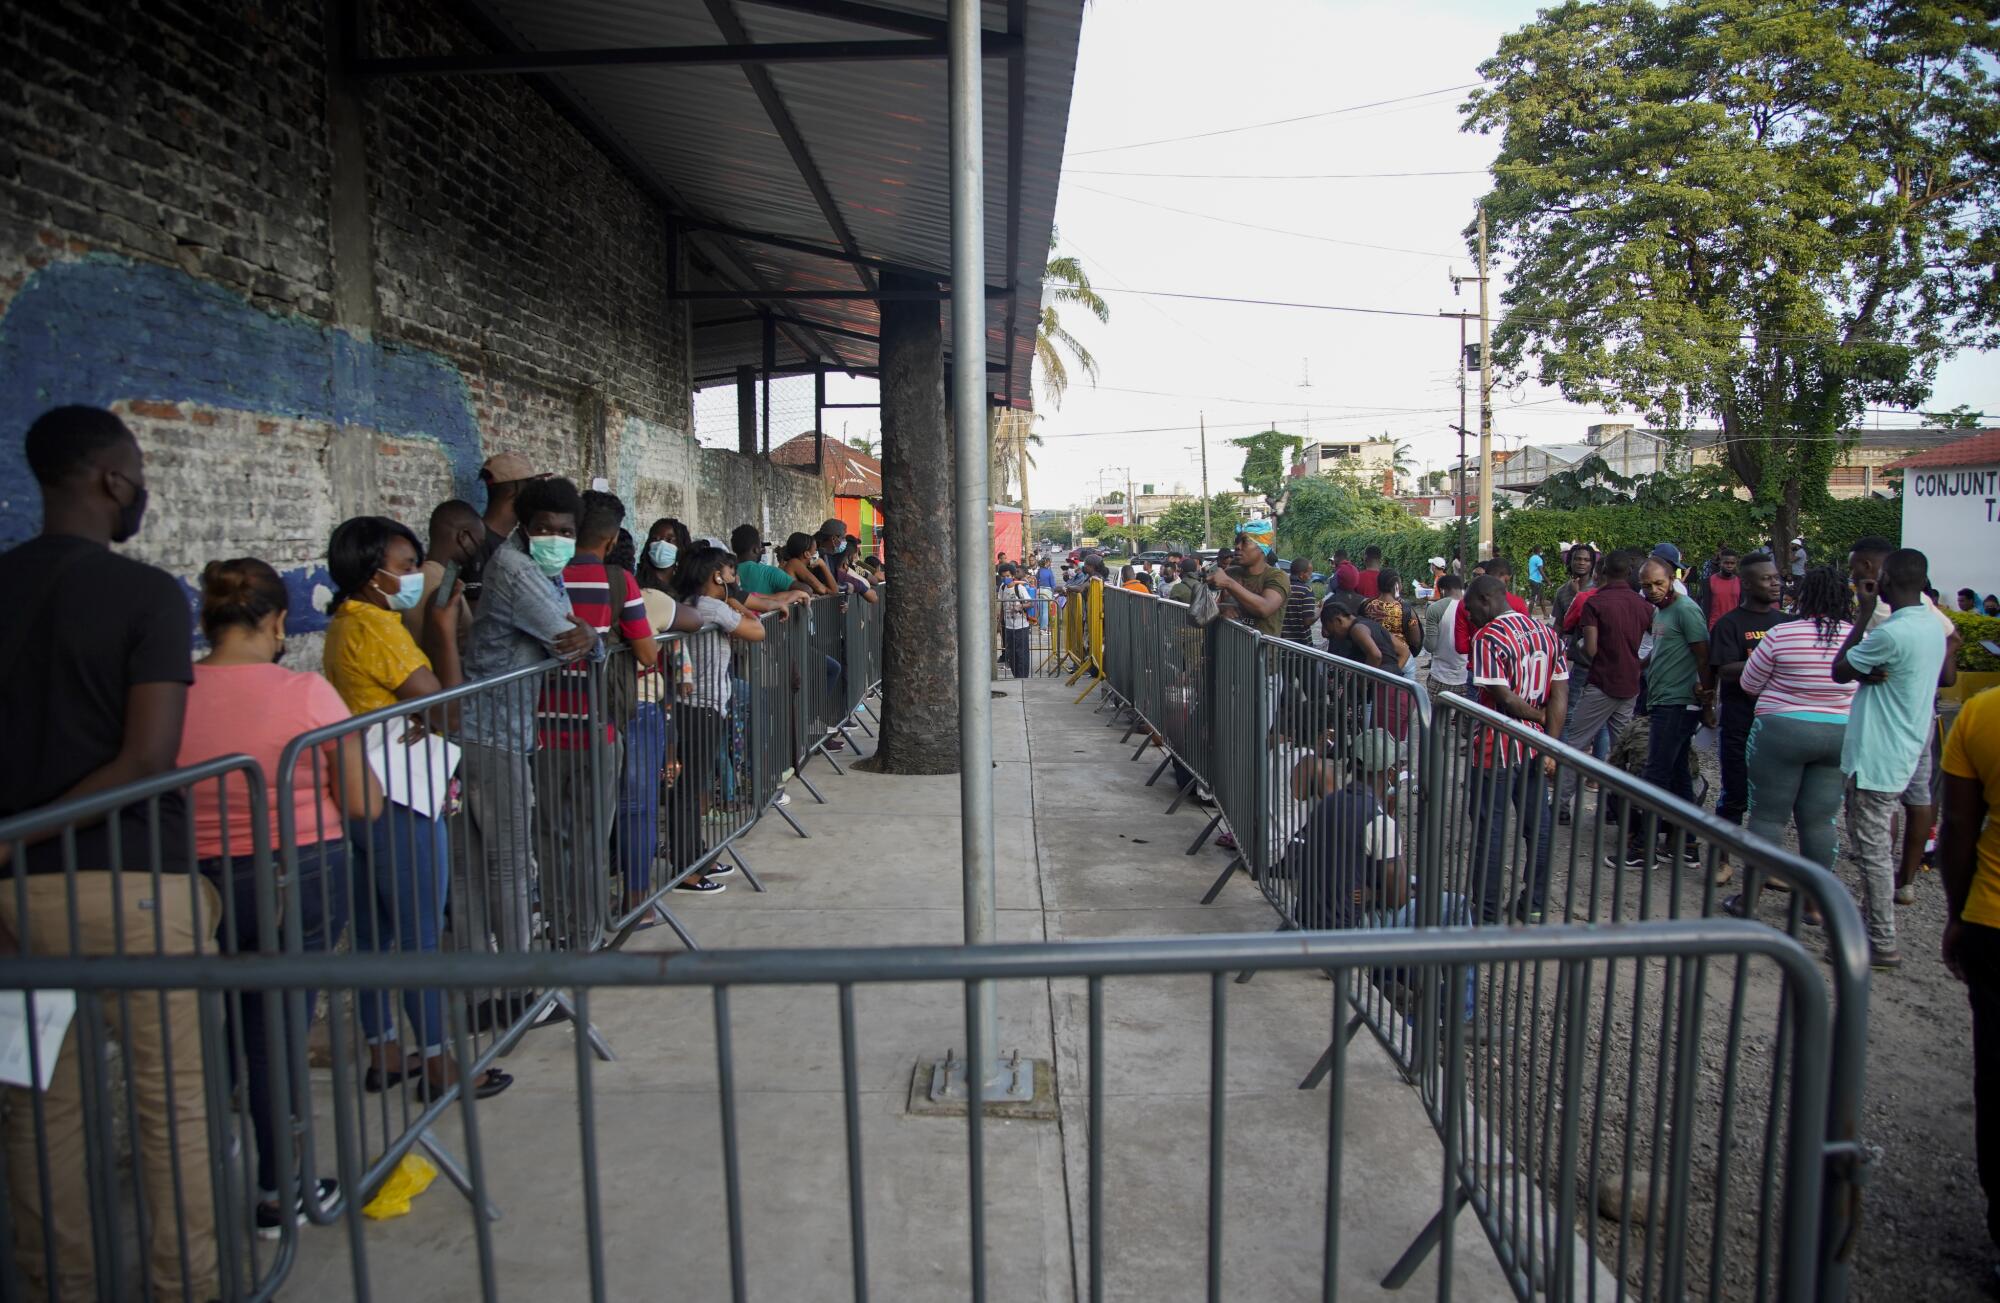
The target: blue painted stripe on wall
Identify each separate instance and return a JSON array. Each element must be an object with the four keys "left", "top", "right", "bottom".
[{"left": 0, "top": 256, "right": 492, "bottom": 633}]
